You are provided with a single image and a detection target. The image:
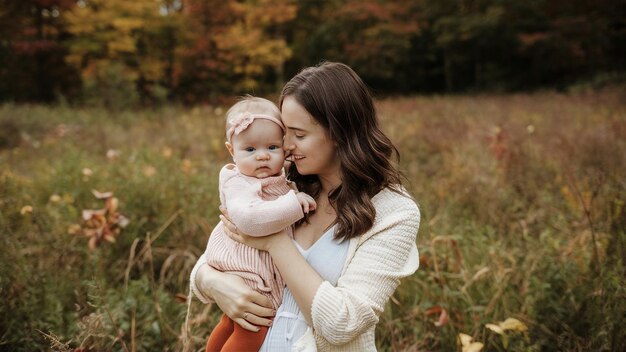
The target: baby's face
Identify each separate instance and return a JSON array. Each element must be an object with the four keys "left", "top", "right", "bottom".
[{"left": 230, "top": 119, "right": 285, "bottom": 178}]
